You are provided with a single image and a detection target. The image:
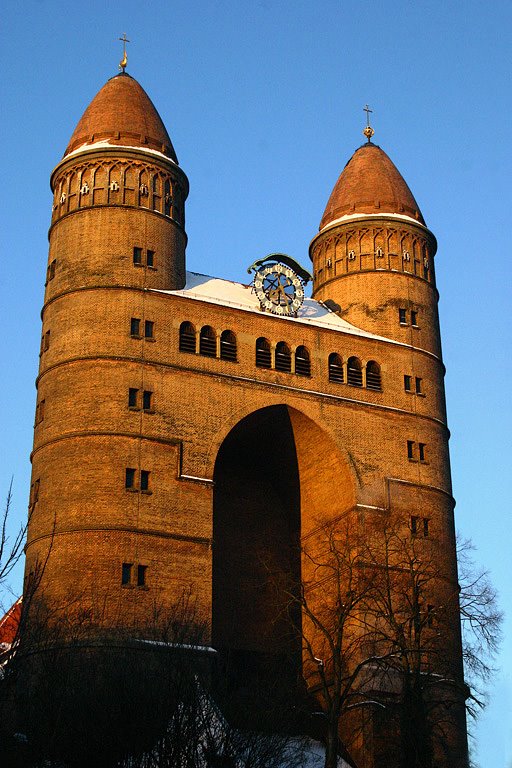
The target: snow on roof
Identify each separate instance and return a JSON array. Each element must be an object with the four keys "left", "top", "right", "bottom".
[
  {"left": 158, "top": 271, "right": 387, "bottom": 341},
  {"left": 63, "top": 140, "right": 178, "bottom": 166}
]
